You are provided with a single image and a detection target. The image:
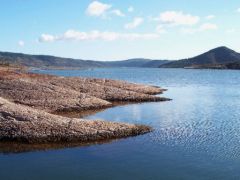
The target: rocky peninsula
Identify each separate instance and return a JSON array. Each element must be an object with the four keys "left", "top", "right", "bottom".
[{"left": 0, "top": 67, "right": 169, "bottom": 145}]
